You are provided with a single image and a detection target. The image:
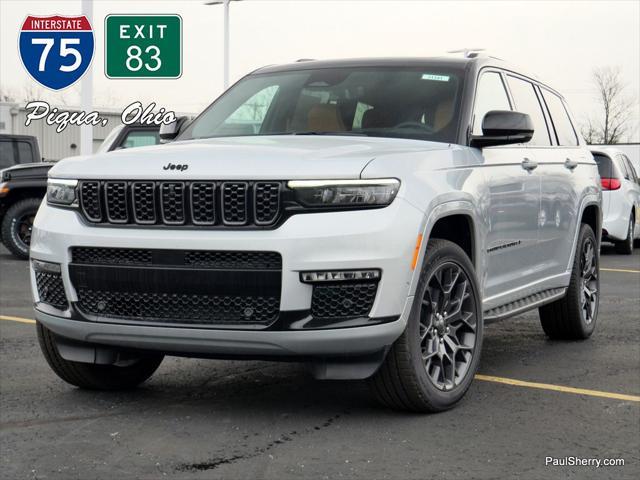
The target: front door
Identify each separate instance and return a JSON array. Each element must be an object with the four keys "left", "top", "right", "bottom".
[{"left": 471, "top": 70, "right": 541, "bottom": 302}]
